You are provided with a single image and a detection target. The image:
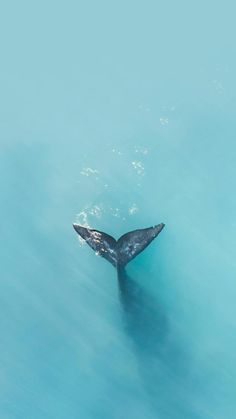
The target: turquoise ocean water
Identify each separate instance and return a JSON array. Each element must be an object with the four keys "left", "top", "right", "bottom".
[{"left": 1, "top": 2, "right": 236, "bottom": 418}]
